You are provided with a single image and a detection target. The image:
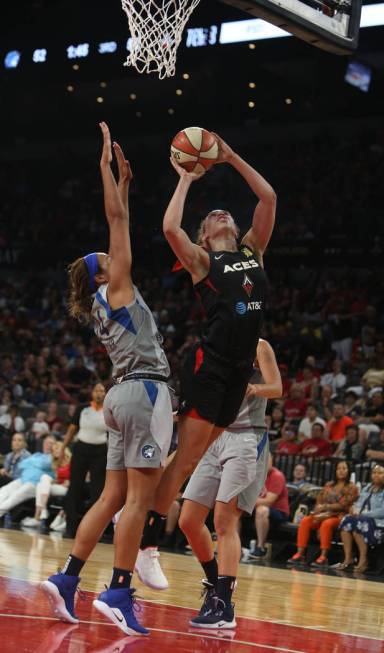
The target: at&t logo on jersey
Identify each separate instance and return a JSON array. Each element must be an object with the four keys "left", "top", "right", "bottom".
[
  {"left": 235, "top": 301, "right": 263, "bottom": 315},
  {"left": 224, "top": 259, "right": 259, "bottom": 273},
  {"left": 142, "top": 444, "right": 155, "bottom": 459}
]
